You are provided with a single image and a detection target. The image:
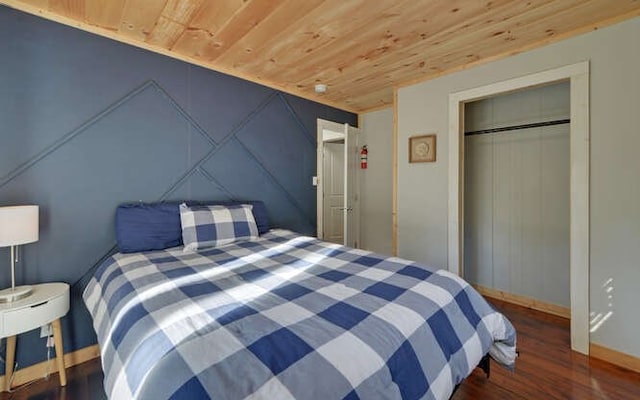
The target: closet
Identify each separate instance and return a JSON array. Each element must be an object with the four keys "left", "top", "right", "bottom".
[{"left": 463, "top": 81, "right": 570, "bottom": 310}]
